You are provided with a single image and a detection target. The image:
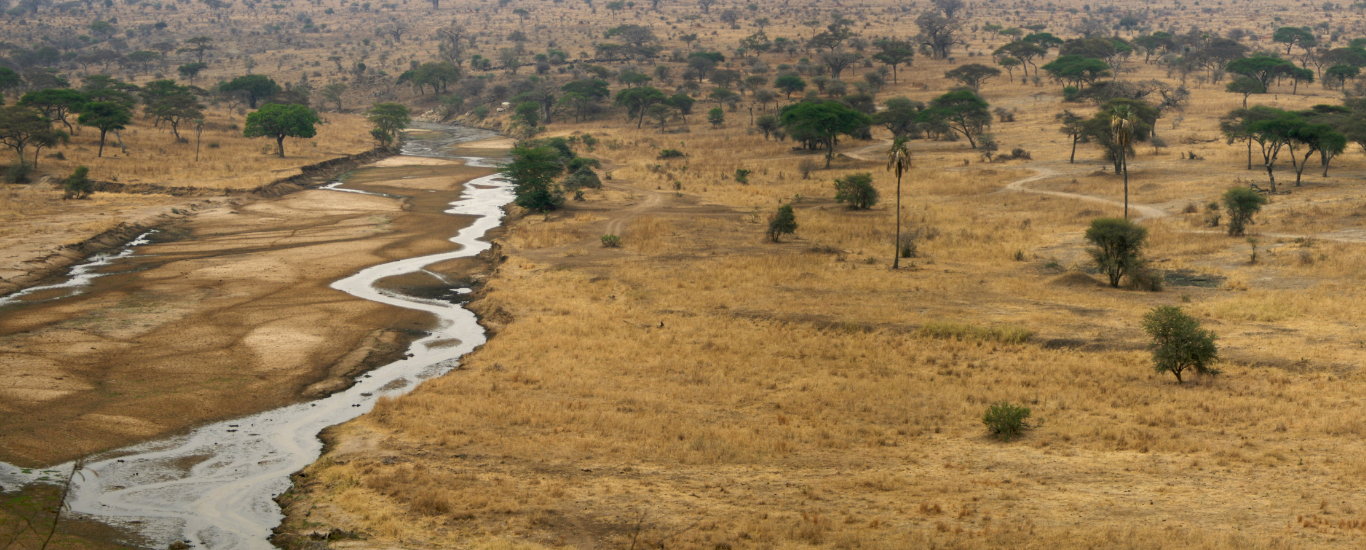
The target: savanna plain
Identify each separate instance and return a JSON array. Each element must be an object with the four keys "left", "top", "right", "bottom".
[{"left": 5, "top": 0, "right": 1366, "bottom": 547}]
